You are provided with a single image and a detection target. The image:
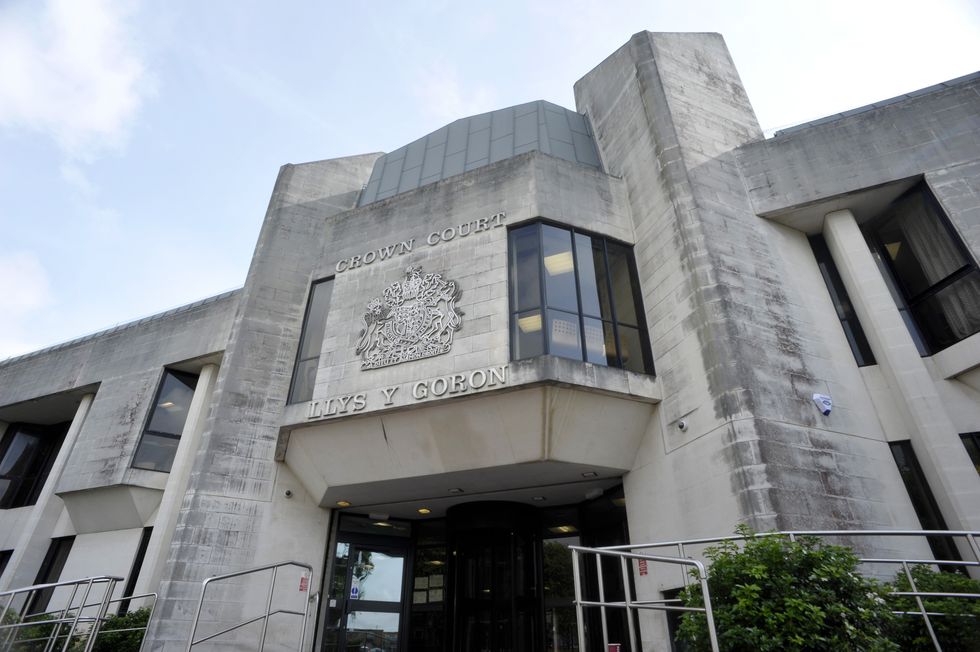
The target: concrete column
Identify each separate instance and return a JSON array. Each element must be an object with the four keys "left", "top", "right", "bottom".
[
  {"left": 0, "top": 393, "right": 94, "bottom": 593},
  {"left": 135, "top": 363, "right": 219, "bottom": 599},
  {"left": 823, "top": 210, "right": 980, "bottom": 535}
]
